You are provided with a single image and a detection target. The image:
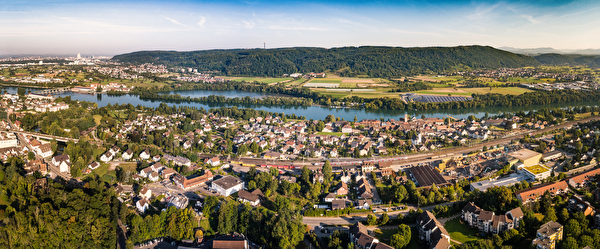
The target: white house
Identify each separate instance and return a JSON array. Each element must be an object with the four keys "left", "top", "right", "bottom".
[
  {"left": 52, "top": 155, "right": 71, "bottom": 173},
  {"left": 211, "top": 176, "right": 244, "bottom": 196},
  {"left": 205, "top": 156, "right": 221, "bottom": 167},
  {"left": 100, "top": 151, "right": 113, "bottom": 162},
  {"left": 122, "top": 149, "right": 133, "bottom": 161},
  {"left": 237, "top": 189, "right": 263, "bottom": 206},
  {"left": 148, "top": 171, "right": 160, "bottom": 182},
  {"left": 356, "top": 199, "right": 372, "bottom": 210},
  {"left": 136, "top": 199, "right": 149, "bottom": 213},
  {"left": 36, "top": 143, "right": 53, "bottom": 158},
  {"left": 140, "top": 149, "right": 151, "bottom": 160},
  {"left": 323, "top": 193, "right": 336, "bottom": 202},
  {"left": 88, "top": 161, "right": 100, "bottom": 170},
  {"left": 140, "top": 186, "right": 152, "bottom": 199}
]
